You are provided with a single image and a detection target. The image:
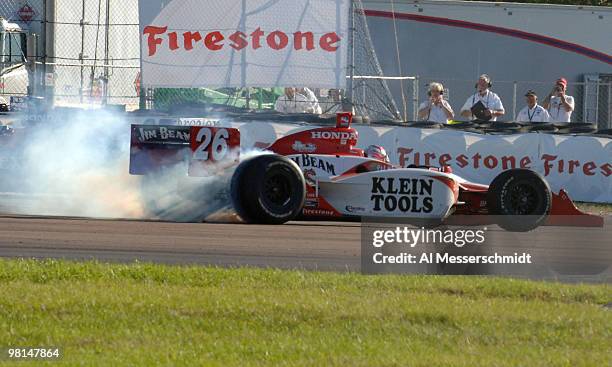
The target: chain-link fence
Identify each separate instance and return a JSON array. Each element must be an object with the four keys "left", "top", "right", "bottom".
[
  {"left": 1, "top": 0, "right": 611, "bottom": 128},
  {"left": 46, "top": 0, "right": 140, "bottom": 110}
]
